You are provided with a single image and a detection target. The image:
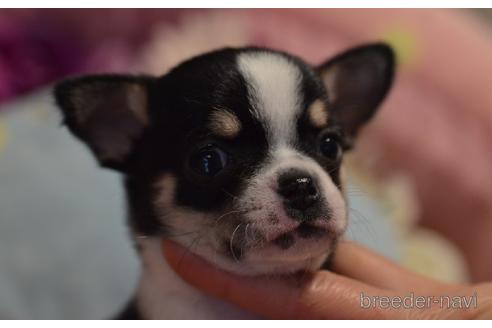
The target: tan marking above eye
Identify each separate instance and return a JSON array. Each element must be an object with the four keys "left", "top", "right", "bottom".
[
  {"left": 208, "top": 108, "right": 242, "bottom": 138},
  {"left": 307, "top": 99, "right": 329, "bottom": 128}
]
